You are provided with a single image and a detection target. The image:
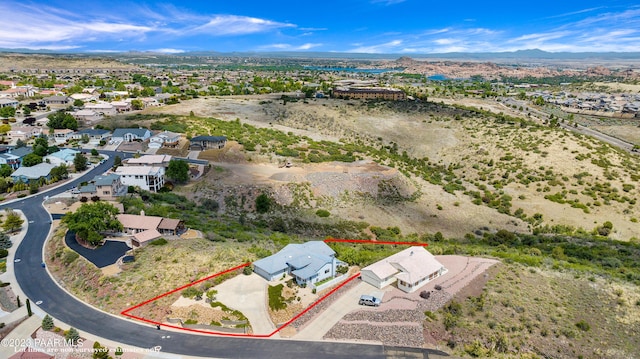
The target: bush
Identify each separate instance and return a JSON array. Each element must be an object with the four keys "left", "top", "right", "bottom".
[
  {"left": 149, "top": 238, "right": 168, "bottom": 246},
  {"left": 0, "top": 249, "right": 8, "bottom": 258},
  {"left": 243, "top": 265, "right": 253, "bottom": 275},
  {"left": 182, "top": 287, "right": 203, "bottom": 299},
  {"left": 575, "top": 320, "right": 591, "bottom": 331},
  {"left": 62, "top": 250, "right": 79, "bottom": 266},
  {"left": 65, "top": 327, "right": 80, "bottom": 344},
  {"left": 315, "top": 209, "right": 330, "bottom": 217}
]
